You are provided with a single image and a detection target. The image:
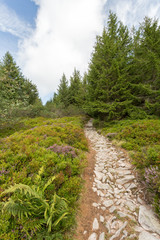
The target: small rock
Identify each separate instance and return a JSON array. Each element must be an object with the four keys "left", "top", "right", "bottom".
[
  {"left": 116, "top": 175, "right": 135, "bottom": 185},
  {"left": 92, "top": 187, "right": 97, "bottom": 192},
  {"left": 101, "top": 207, "right": 106, "bottom": 211},
  {"left": 88, "top": 233, "right": 97, "bottom": 240},
  {"left": 129, "top": 234, "right": 137, "bottom": 239},
  {"left": 128, "top": 183, "right": 137, "bottom": 190},
  {"left": 109, "top": 221, "right": 128, "bottom": 240},
  {"left": 92, "top": 203, "right": 99, "bottom": 208},
  {"left": 123, "top": 230, "right": 128, "bottom": 236},
  {"left": 103, "top": 200, "right": 114, "bottom": 208},
  {"left": 108, "top": 172, "right": 114, "bottom": 181},
  {"left": 118, "top": 184, "right": 123, "bottom": 189},
  {"left": 100, "top": 215, "right": 104, "bottom": 223},
  {"left": 83, "top": 230, "right": 87, "bottom": 235},
  {"left": 94, "top": 171, "right": 104, "bottom": 181},
  {"left": 99, "top": 232, "right": 105, "bottom": 240},
  {"left": 105, "top": 222, "right": 111, "bottom": 233},
  {"left": 139, "top": 231, "right": 160, "bottom": 240},
  {"left": 93, "top": 218, "right": 99, "bottom": 231},
  {"left": 109, "top": 206, "right": 116, "bottom": 213},
  {"left": 124, "top": 200, "right": 136, "bottom": 211},
  {"left": 117, "top": 211, "right": 127, "bottom": 218}
]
